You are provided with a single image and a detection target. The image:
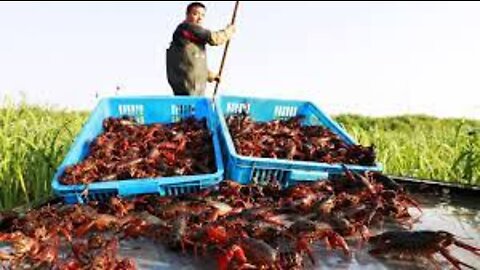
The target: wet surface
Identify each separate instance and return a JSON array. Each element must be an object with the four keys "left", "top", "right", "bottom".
[
  {"left": 311, "top": 191, "right": 480, "bottom": 270},
  {"left": 1, "top": 191, "right": 479, "bottom": 269},
  {"left": 118, "top": 190, "right": 480, "bottom": 270}
]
